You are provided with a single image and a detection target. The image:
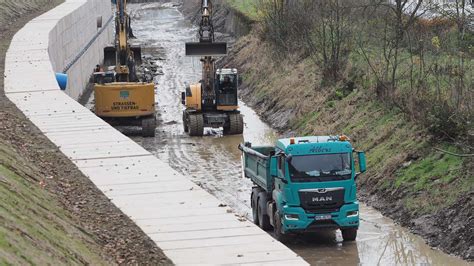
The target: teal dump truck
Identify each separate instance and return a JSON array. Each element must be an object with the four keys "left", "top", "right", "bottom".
[{"left": 239, "top": 135, "right": 366, "bottom": 242}]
